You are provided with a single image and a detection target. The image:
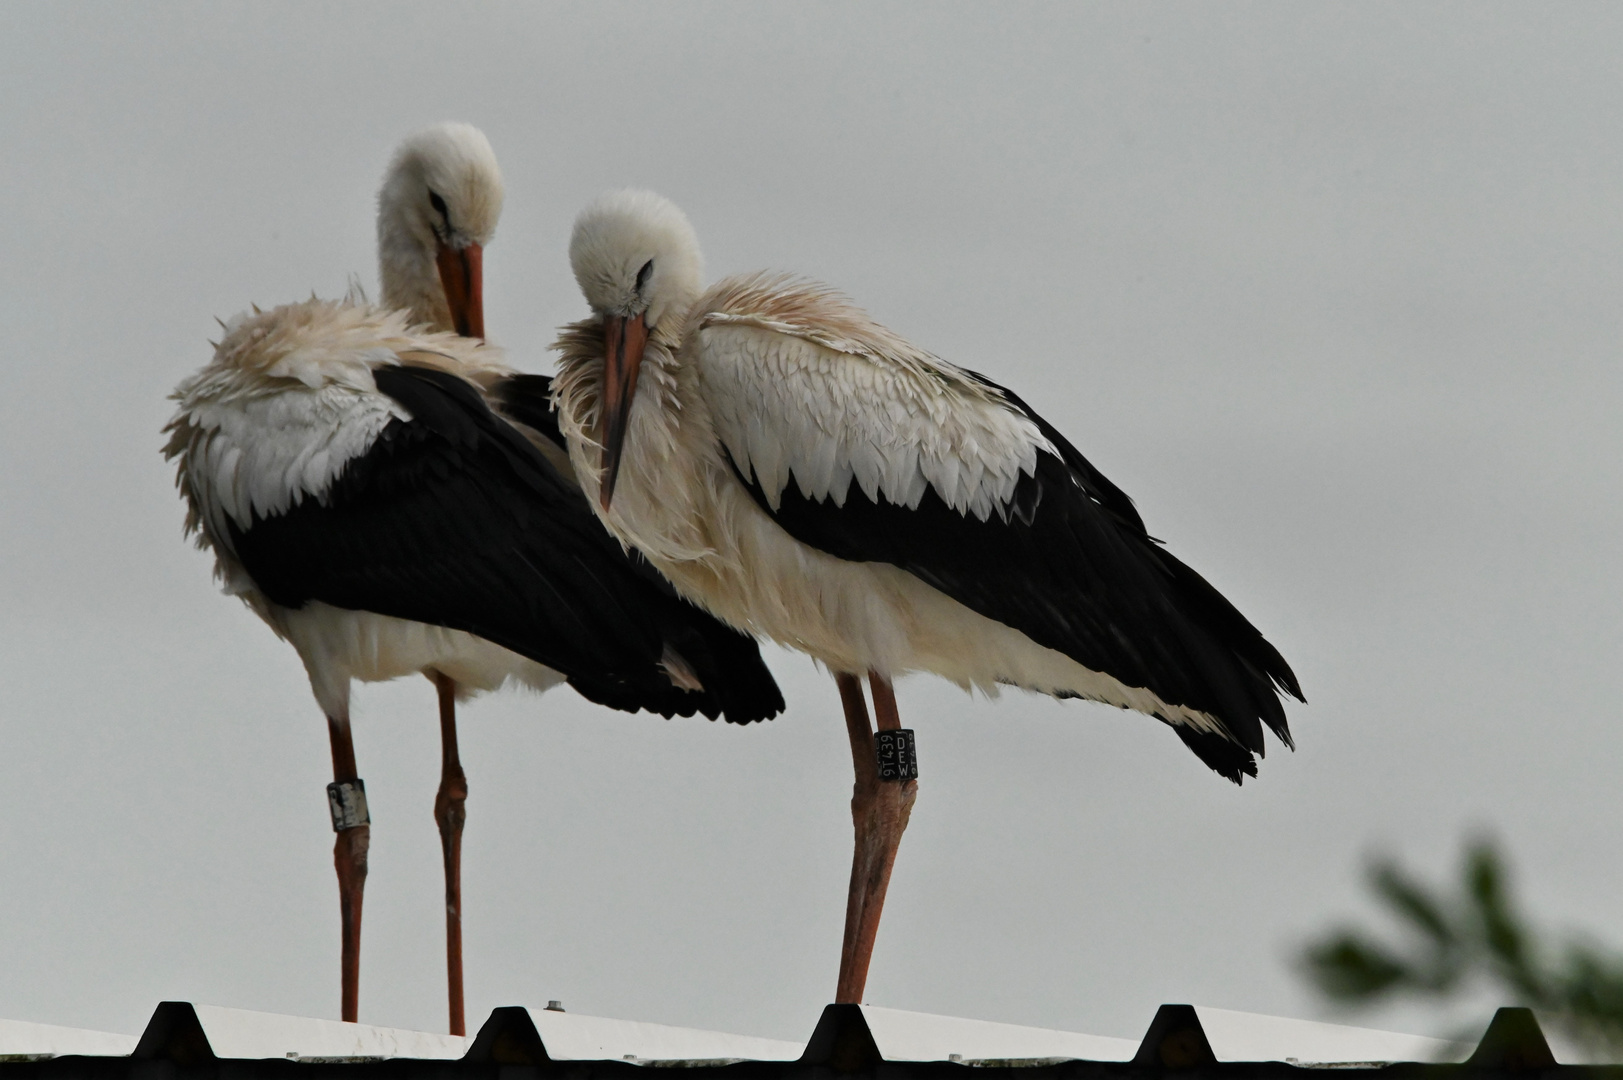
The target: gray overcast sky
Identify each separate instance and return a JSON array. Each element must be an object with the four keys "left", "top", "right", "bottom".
[{"left": 2, "top": 0, "right": 1621, "bottom": 1049}]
